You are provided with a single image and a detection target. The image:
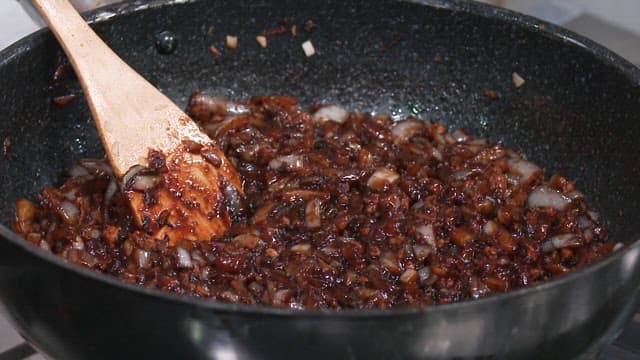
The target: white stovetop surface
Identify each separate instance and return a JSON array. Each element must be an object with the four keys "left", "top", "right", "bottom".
[{"left": 0, "top": 0, "right": 638, "bottom": 358}]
